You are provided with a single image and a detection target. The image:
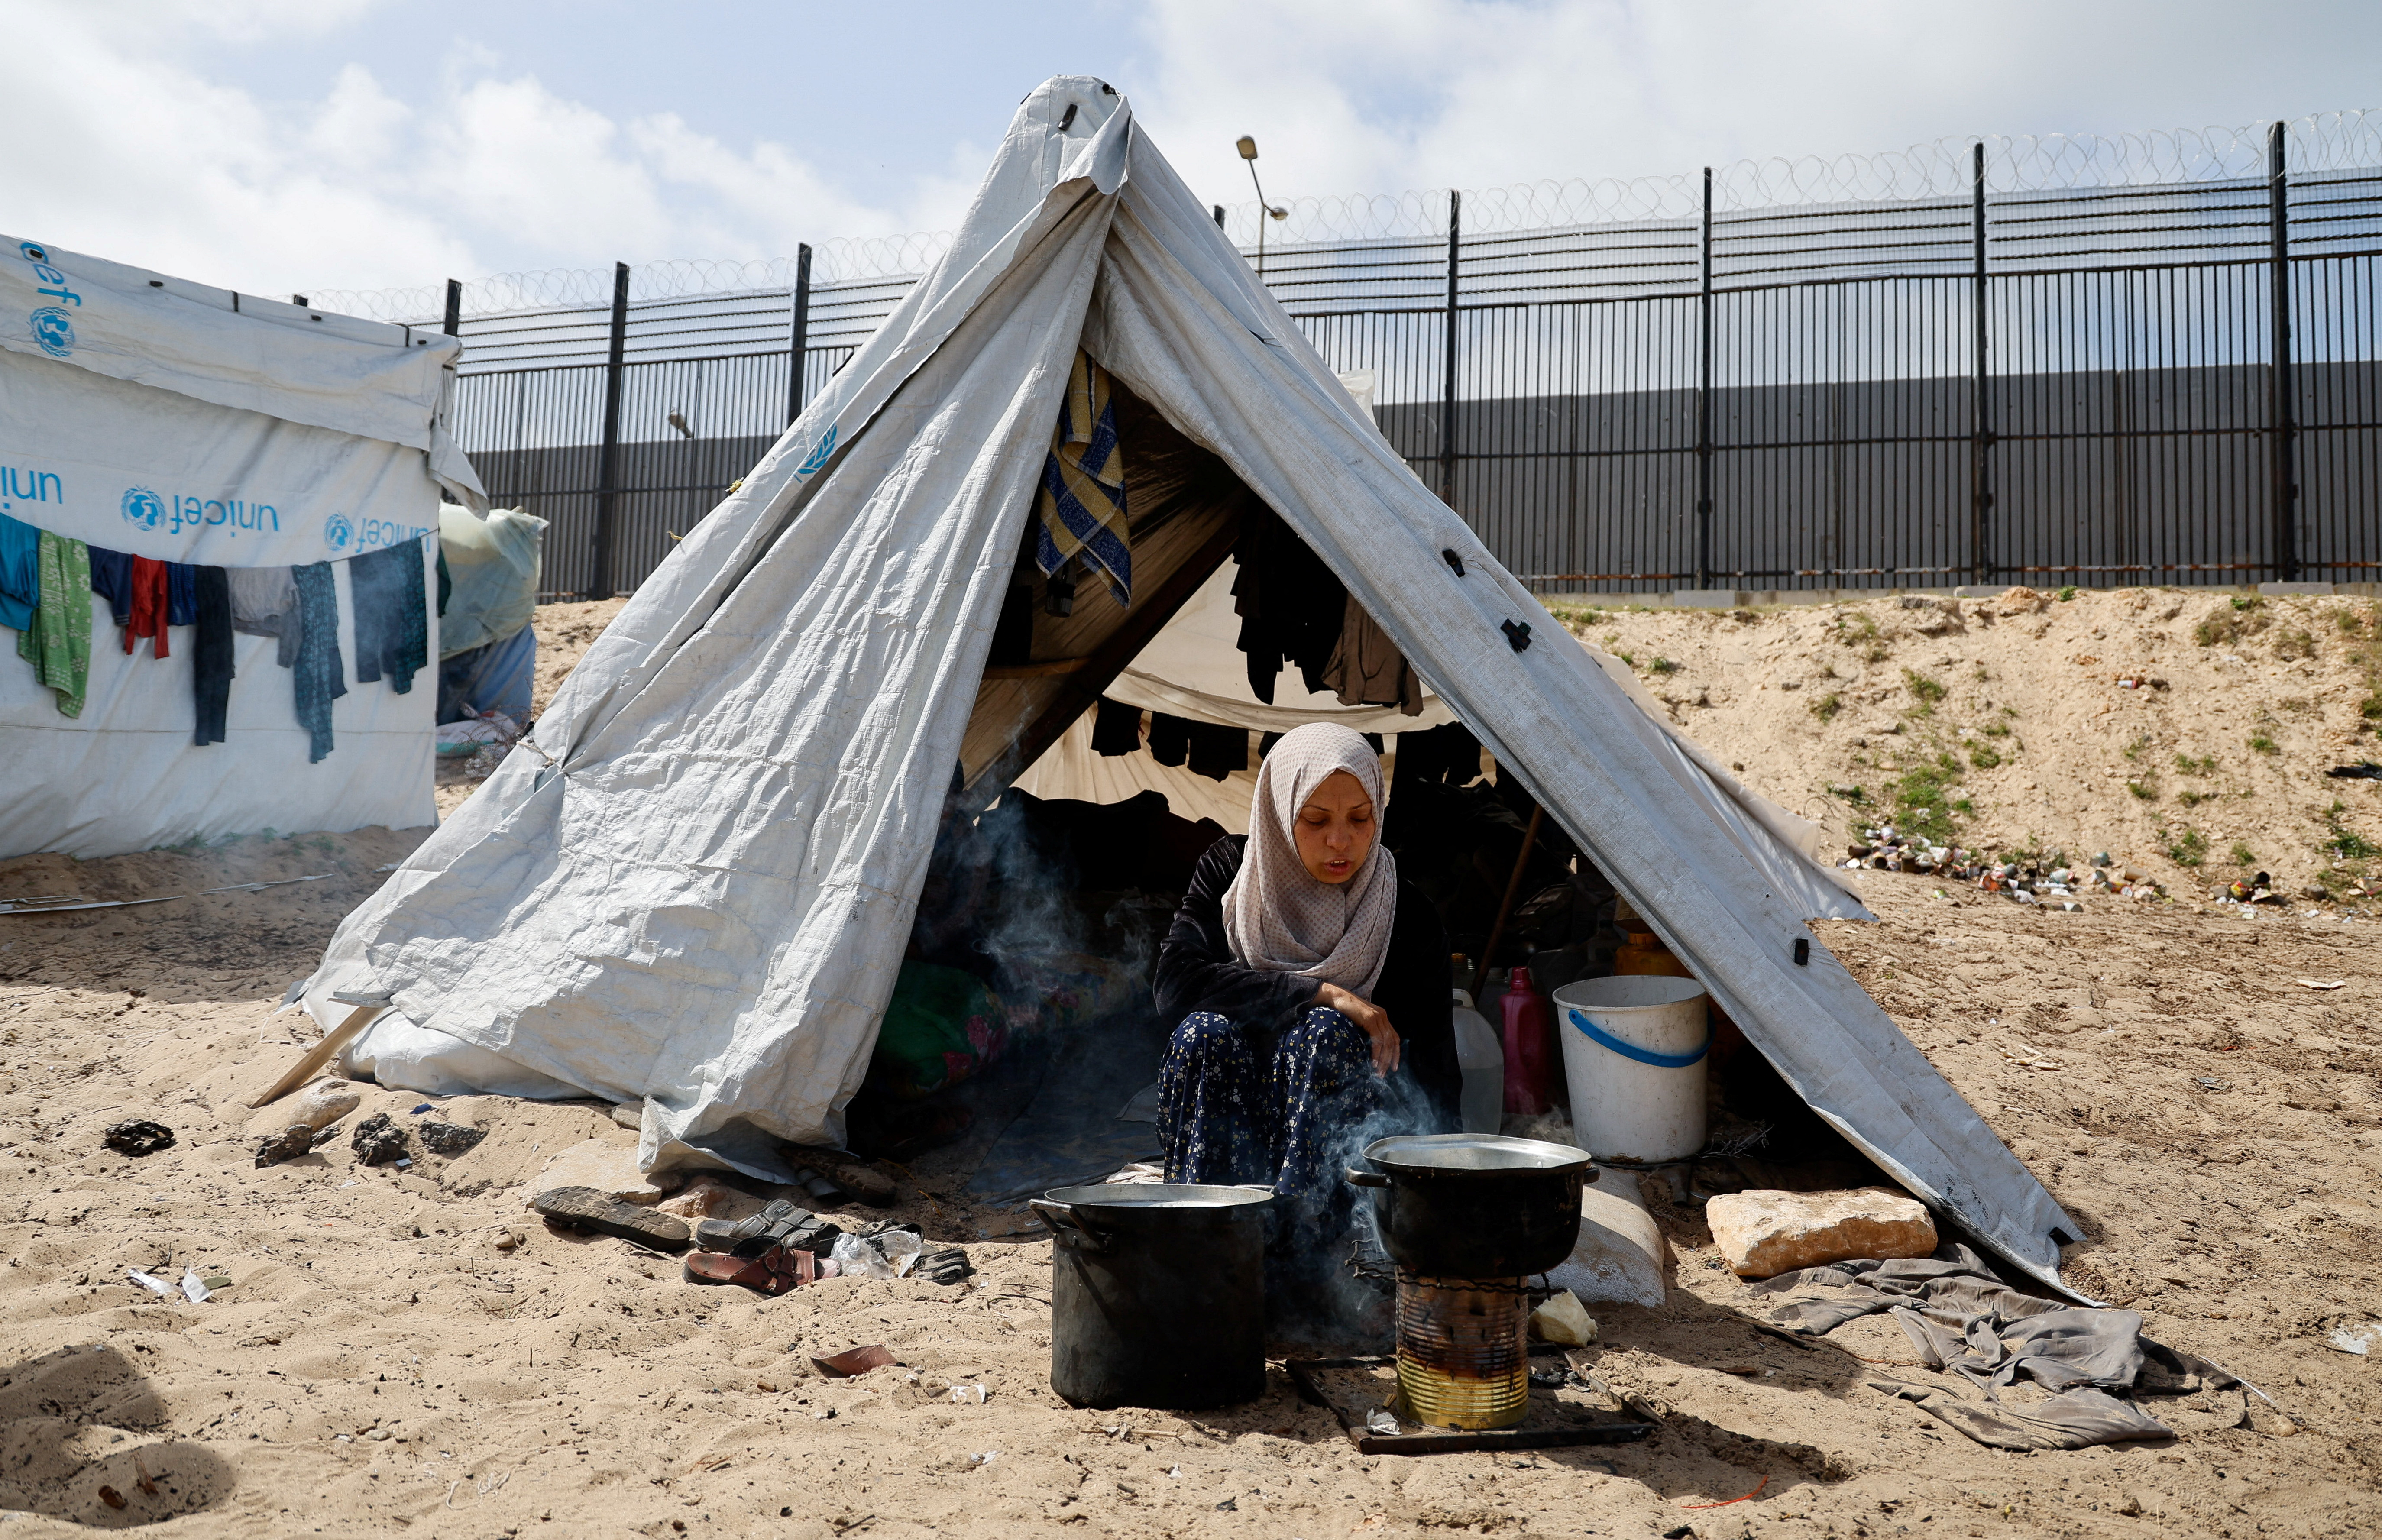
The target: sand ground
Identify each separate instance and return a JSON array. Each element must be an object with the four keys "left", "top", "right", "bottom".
[{"left": 2, "top": 588, "right": 2377, "bottom": 1539}]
